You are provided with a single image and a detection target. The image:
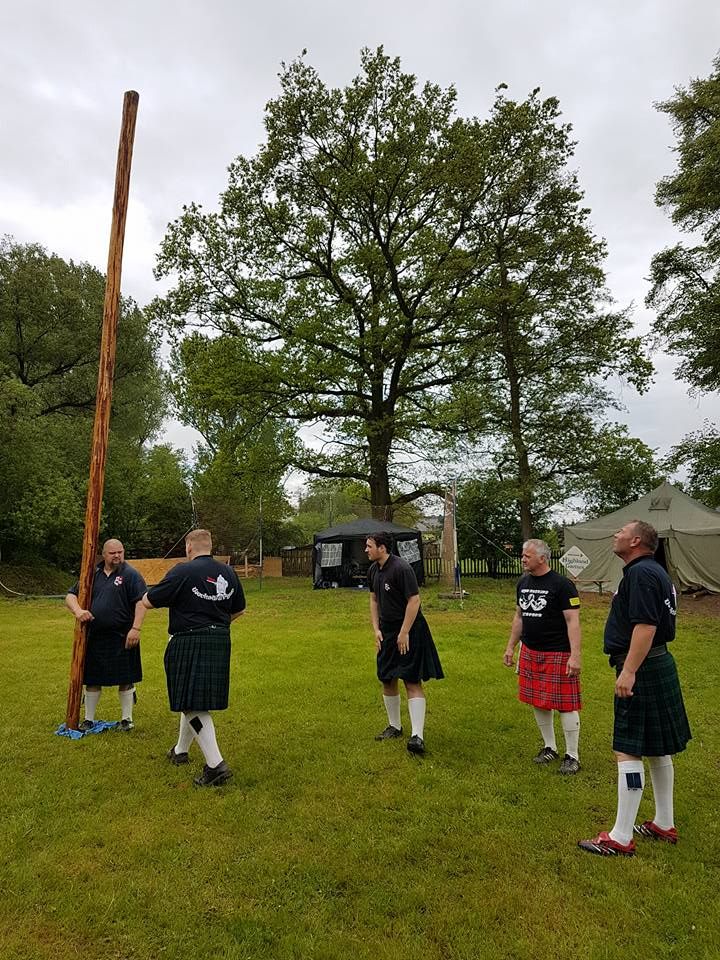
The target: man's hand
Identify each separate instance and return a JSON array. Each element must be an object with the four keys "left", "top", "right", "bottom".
[
  {"left": 566, "top": 653, "right": 581, "bottom": 678},
  {"left": 615, "top": 668, "right": 636, "bottom": 698},
  {"left": 125, "top": 627, "right": 140, "bottom": 649},
  {"left": 374, "top": 629, "right": 383, "bottom": 653},
  {"left": 502, "top": 647, "right": 515, "bottom": 668},
  {"left": 397, "top": 630, "right": 410, "bottom": 655},
  {"left": 74, "top": 609, "right": 94, "bottom": 623}
]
